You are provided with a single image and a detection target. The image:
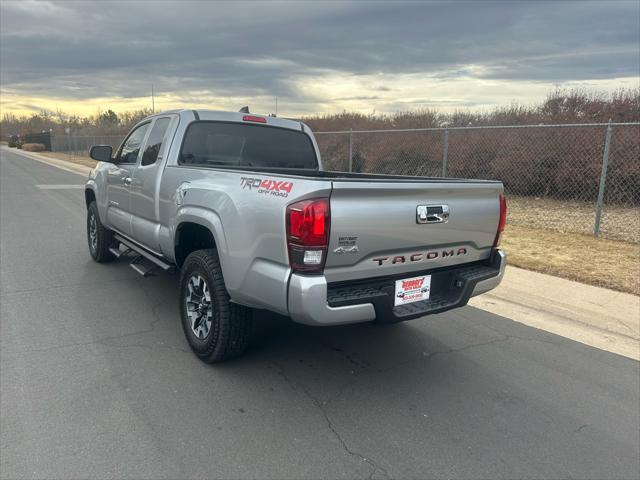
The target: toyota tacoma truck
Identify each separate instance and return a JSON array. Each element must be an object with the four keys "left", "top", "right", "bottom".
[{"left": 85, "top": 109, "right": 507, "bottom": 362}]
